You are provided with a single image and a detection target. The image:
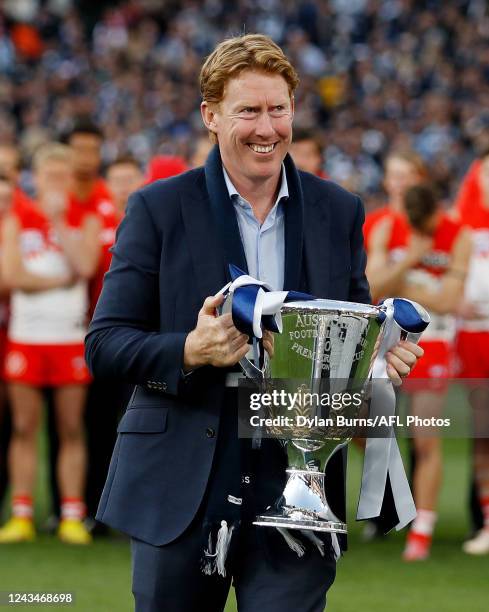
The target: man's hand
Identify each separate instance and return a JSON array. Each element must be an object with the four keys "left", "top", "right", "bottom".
[
  {"left": 183, "top": 293, "right": 250, "bottom": 370},
  {"left": 386, "top": 340, "right": 424, "bottom": 386}
]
